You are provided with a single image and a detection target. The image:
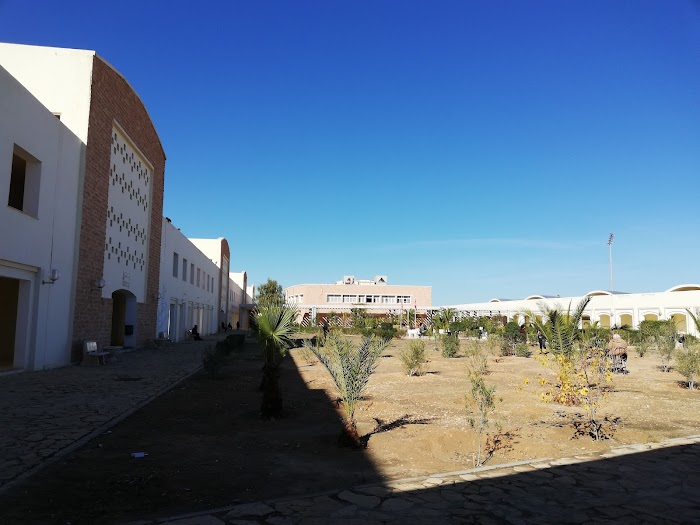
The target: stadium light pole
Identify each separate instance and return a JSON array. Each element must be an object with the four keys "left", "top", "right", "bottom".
[{"left": 608, "top": 233, "right": 614, "bottom": 291}]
